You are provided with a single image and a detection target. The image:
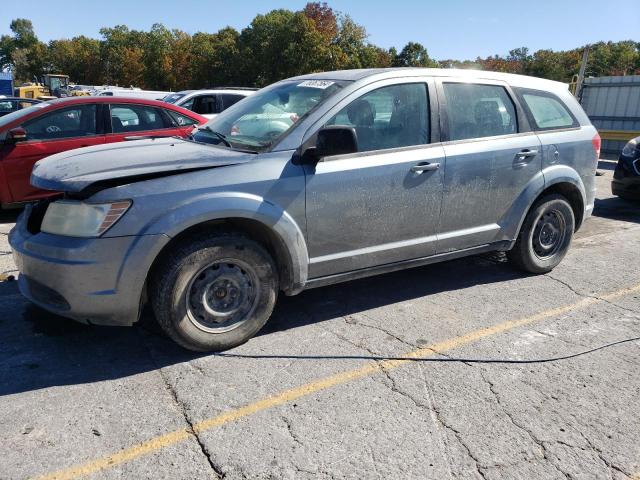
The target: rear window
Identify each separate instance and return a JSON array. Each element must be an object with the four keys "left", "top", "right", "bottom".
[
  {"left": 520, "top": 91, "right": 577, "bottom": 130},
  {"left": 0, "top": 102, "right": 49, "bottom": 128}
]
